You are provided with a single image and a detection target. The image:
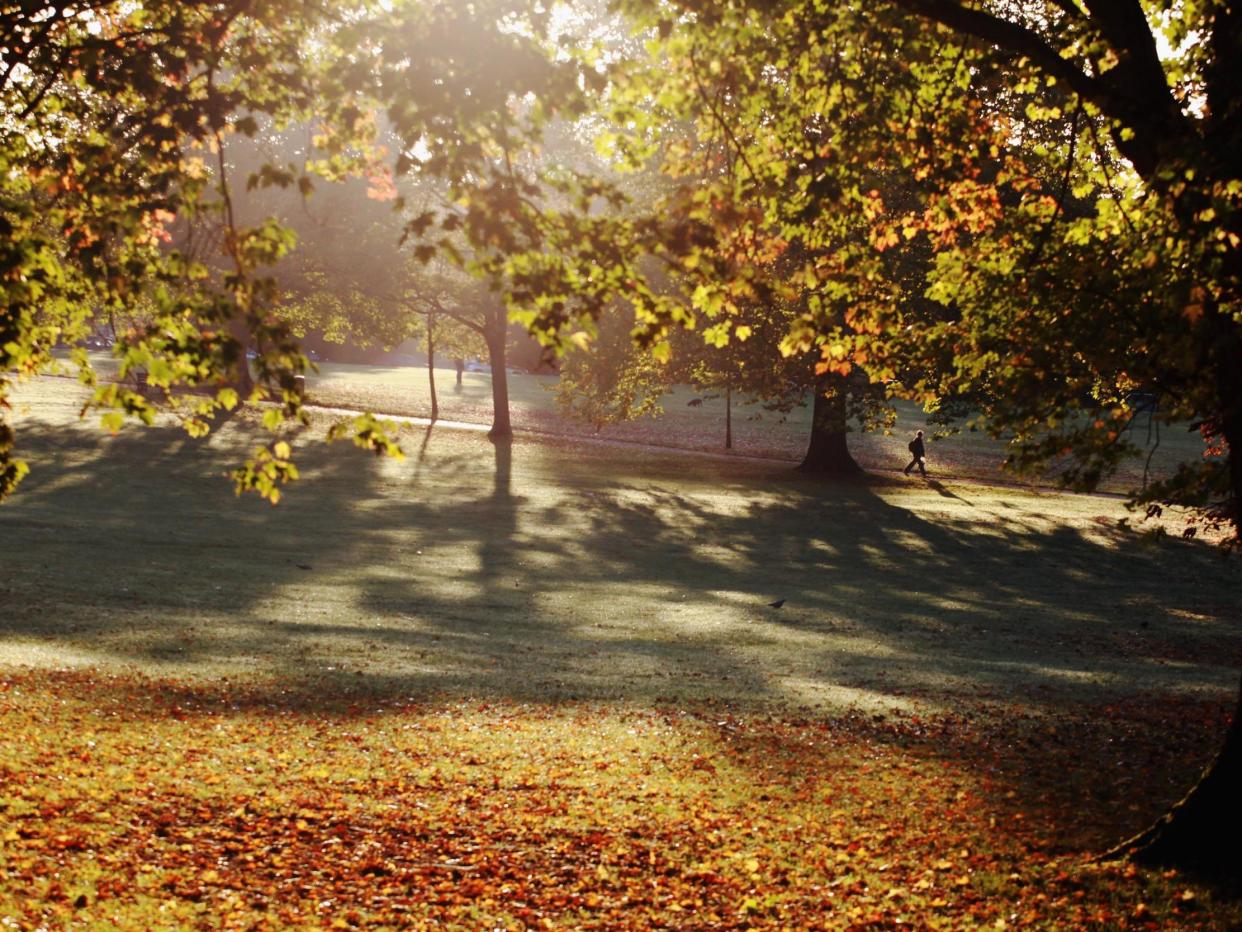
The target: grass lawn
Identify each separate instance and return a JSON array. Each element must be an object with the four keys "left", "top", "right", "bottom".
[
  {"left": 2, "top": 376, "right": 1240, "bottom": 928},
  {"left": 68, "top": 351, "right": 1209, "bottom": 492}
]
